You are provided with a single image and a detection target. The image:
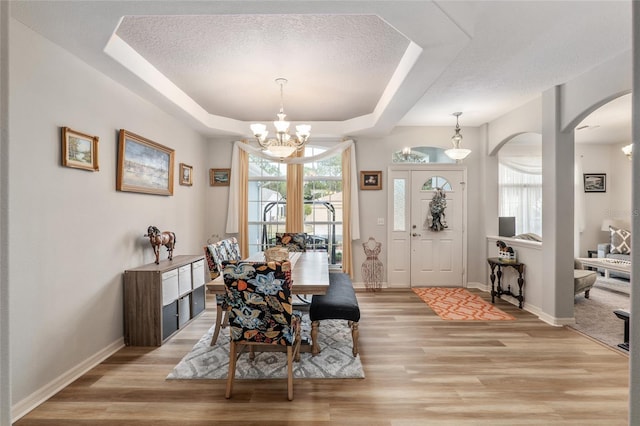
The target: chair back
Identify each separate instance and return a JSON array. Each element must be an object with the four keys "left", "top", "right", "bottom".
[
  {"left": 276, "top": 232, "right": 307, "bottom": 252},
  {"left": 222, "top": 237, "right": 242, "bottom": 261},
  {"left": 204, "top": 240, "right": 230, "bottom": 279},
  {"left": 222, "top": 260, "right": 295, "bottom": 345}
]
